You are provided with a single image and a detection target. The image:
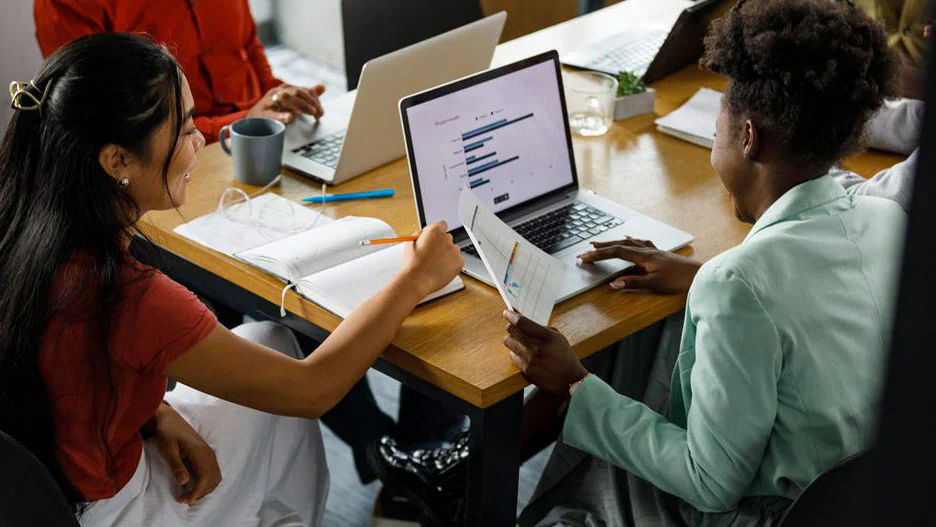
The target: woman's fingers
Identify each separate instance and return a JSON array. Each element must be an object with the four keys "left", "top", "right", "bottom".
[
  {"left": 504, "top": 334, "right": 533, "bottom": 362},
  {"left": 178, "top": 445, "right": 222, "bottom": 506},
  {"left": 503, "top": 310, "right": 552, "bottom": 339},
  {"left": 591, "top": 237, "right": 656, "bottom": 249},
  {"left": 276, "top": 90, "right": 319, "bottom": 118},
  {"left": 162, "top": 440, "right": 190, "bottom": 487},
  {"left": 580, "top": 245, "right": 653, "bottom": 265},
  {"left": 609, "top": 273, "right": 659, "bottom": 291}
]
